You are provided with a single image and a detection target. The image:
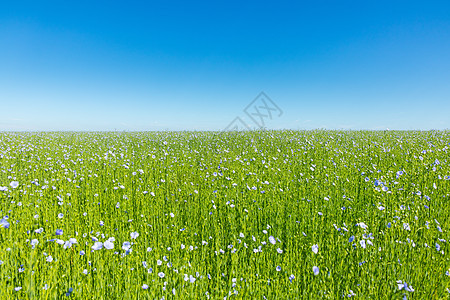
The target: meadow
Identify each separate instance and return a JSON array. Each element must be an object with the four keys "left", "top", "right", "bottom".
[{"left": 0, "top": 130, "right": 449, "bottom": 299}]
